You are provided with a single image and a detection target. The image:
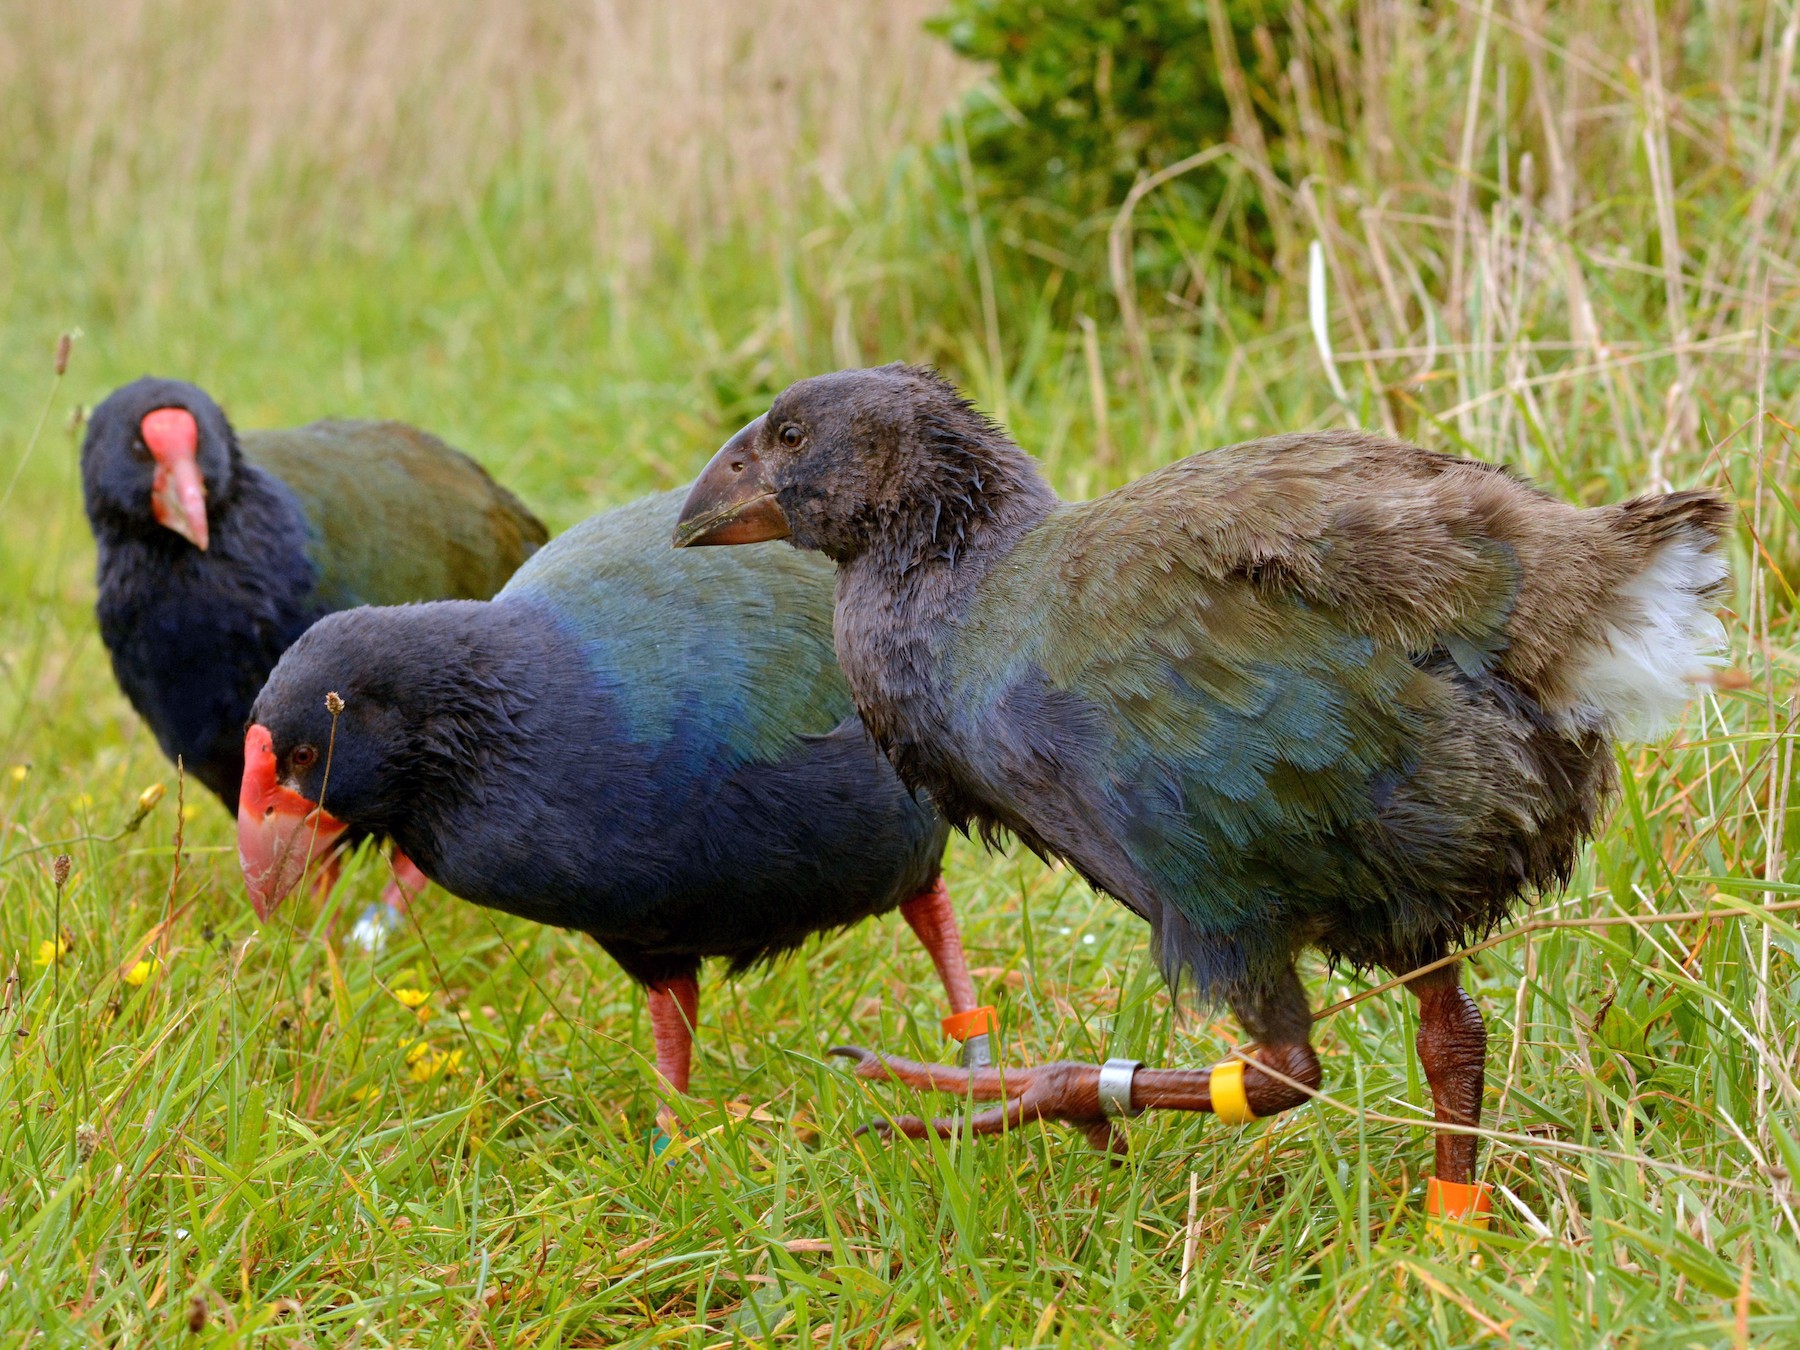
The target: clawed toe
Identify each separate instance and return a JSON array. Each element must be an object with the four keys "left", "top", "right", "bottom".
[
  {"left": 833, "top": 1044, "right": 1137, "bottom": 1150},
  {"left": 851, "top": 1113, "right": 948, "bottom": 1140},
  {"left": 829, "top": 1044, "right": 1015, "bottom": 1098}
]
